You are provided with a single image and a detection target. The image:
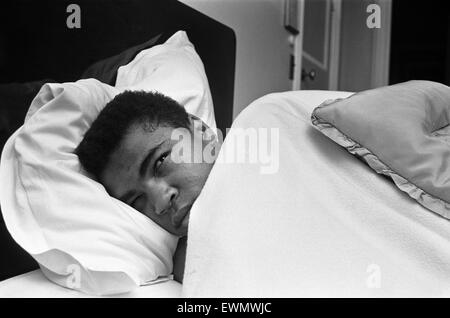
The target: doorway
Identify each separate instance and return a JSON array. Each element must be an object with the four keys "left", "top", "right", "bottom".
[{"left": 293, "top": 0, "right": 341, "bottom": 90}]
